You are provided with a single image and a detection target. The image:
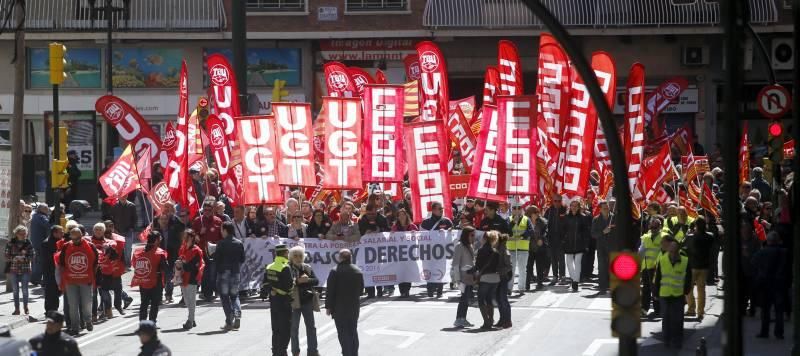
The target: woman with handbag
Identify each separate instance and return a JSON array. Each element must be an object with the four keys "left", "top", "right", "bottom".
[
  {"left": 289, "top": 246, "right": 320, "bottom": 356},
  {"left": 474, "top": 230, "right": 501, "bottom": 329},
  {"left": 451, "top": 227, "right": 477, "bottom": 328},
  {"left": 5, "top": 225, "right": 34, "bottom": 315}
]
